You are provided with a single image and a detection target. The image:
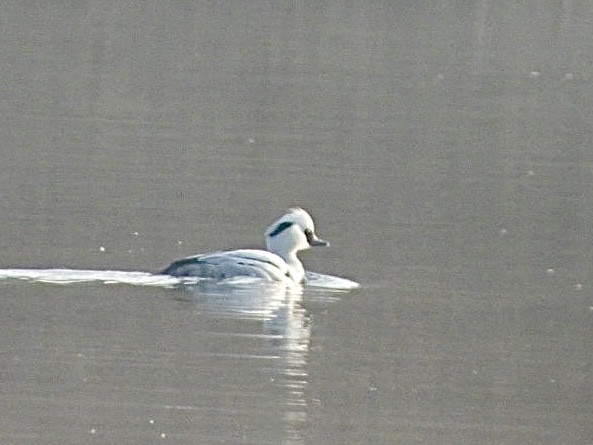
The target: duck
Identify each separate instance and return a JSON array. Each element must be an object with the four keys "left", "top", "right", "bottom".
[{"left": 160, "top": 208, "right": 329, "bottom": 284}]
